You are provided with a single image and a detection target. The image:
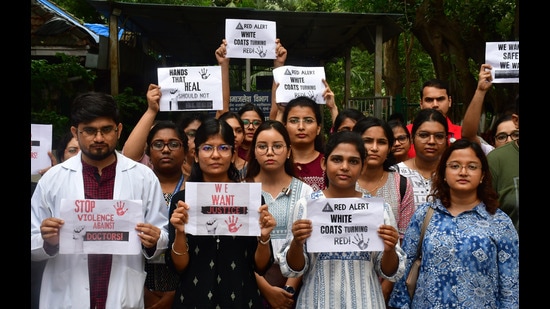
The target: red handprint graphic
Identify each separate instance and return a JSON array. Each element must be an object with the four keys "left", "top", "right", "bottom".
[
  {"left": 225, "top": 215, "right": 242, "bottom": 233},
  {"left": 113, "top": 201, "right": 128, "bottom": 216}
]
